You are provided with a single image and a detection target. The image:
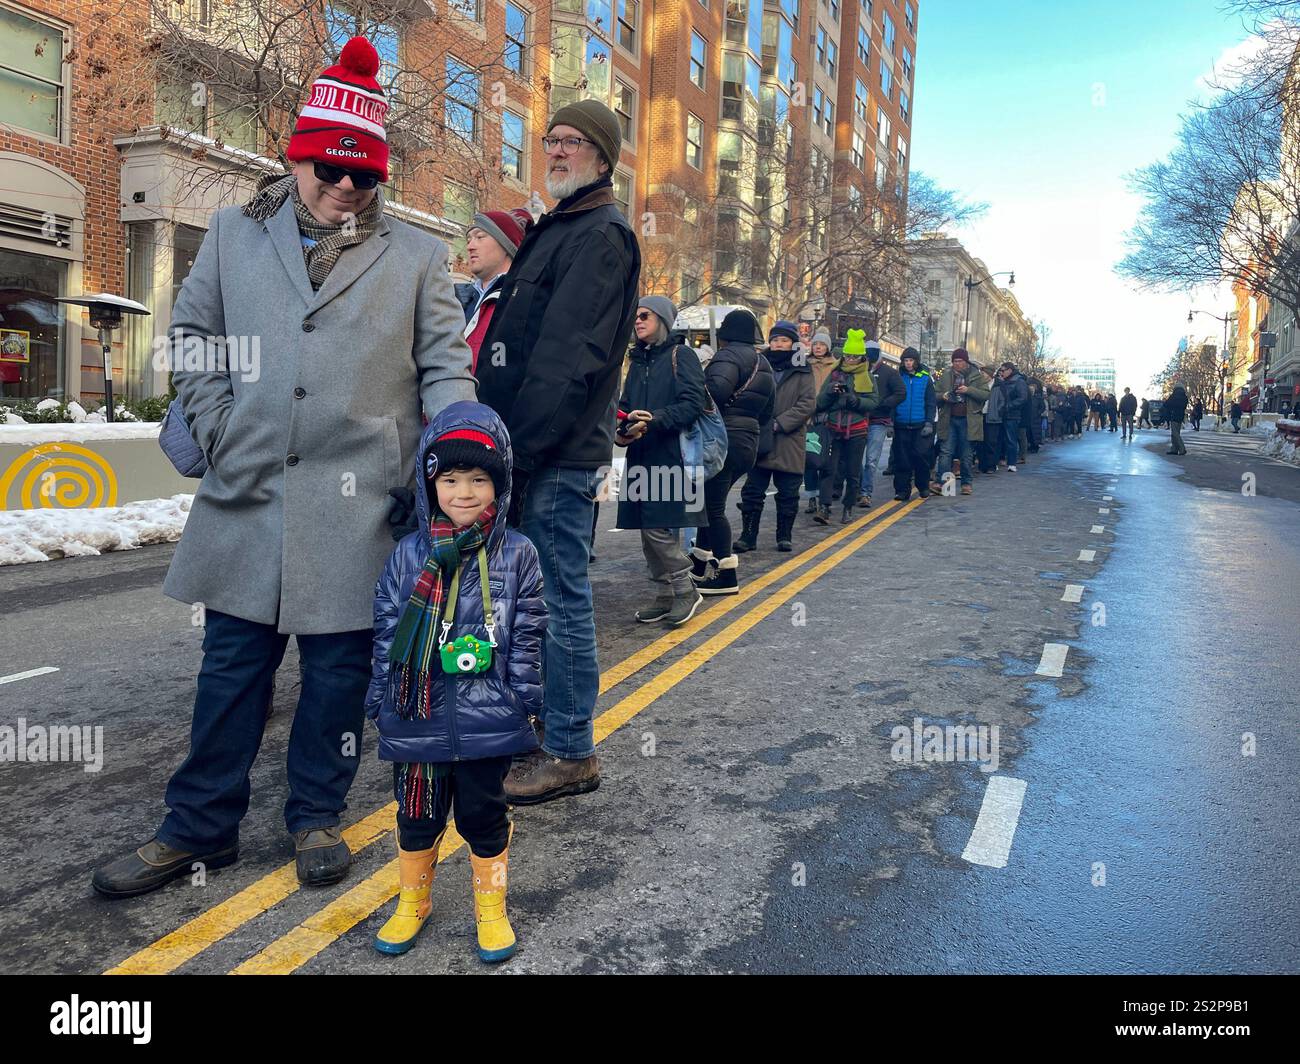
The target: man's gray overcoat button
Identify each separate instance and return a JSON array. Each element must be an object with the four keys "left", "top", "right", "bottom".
[
  {"left": 302, "top": 321, "right": 315, "bottom": 332},
  {"left": 286, "top": 454, "right": 300, "bottom": 466},
  {"left": 294, "top": 387, "right": 306, "bottom": 399}
]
